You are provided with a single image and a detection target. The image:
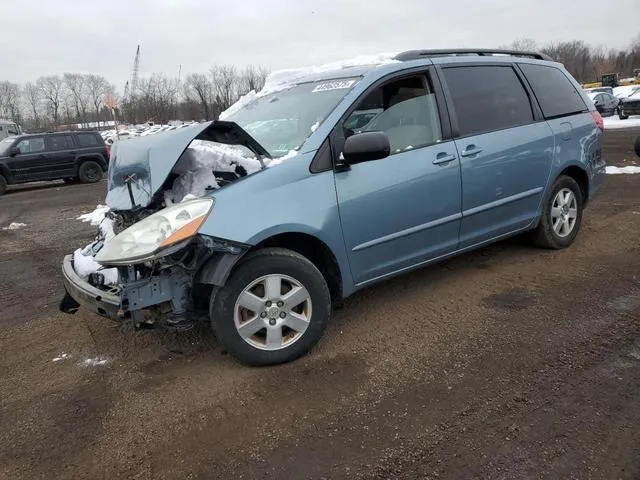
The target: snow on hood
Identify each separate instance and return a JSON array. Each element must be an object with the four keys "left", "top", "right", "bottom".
[{"left": 105, "top": 121, "right": 270, "bottom": 211}]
